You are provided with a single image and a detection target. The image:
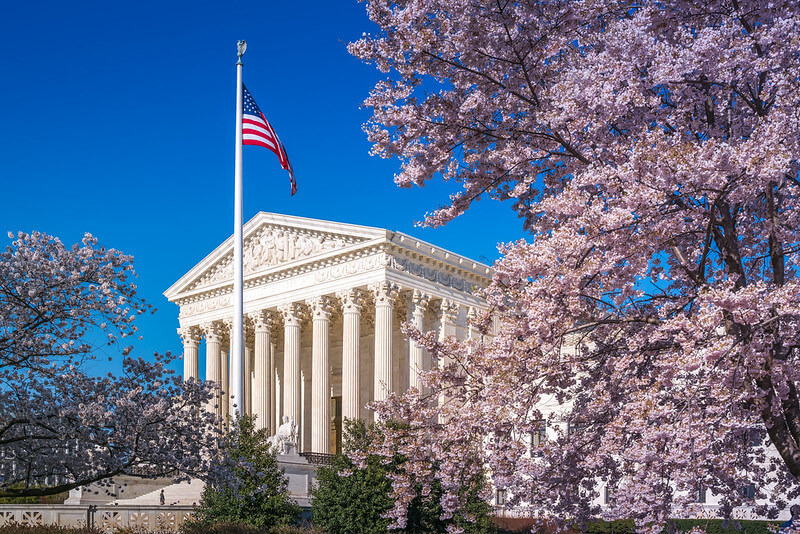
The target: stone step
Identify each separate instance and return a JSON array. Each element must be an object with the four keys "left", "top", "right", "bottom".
[{"left": 108, "top": 479, "right": 205, "bottom": 506}]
